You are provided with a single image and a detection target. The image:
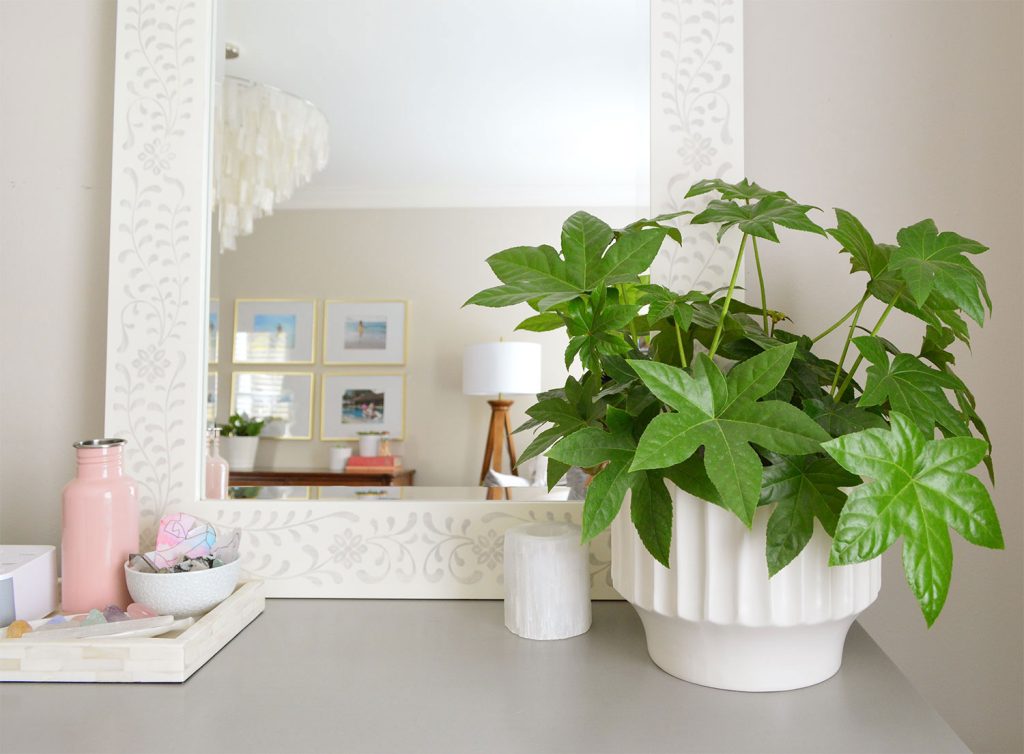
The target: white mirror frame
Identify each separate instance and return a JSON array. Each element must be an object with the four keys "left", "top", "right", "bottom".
[{"left": 103, "top": 0, "right": 743, "bottom": 598}]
